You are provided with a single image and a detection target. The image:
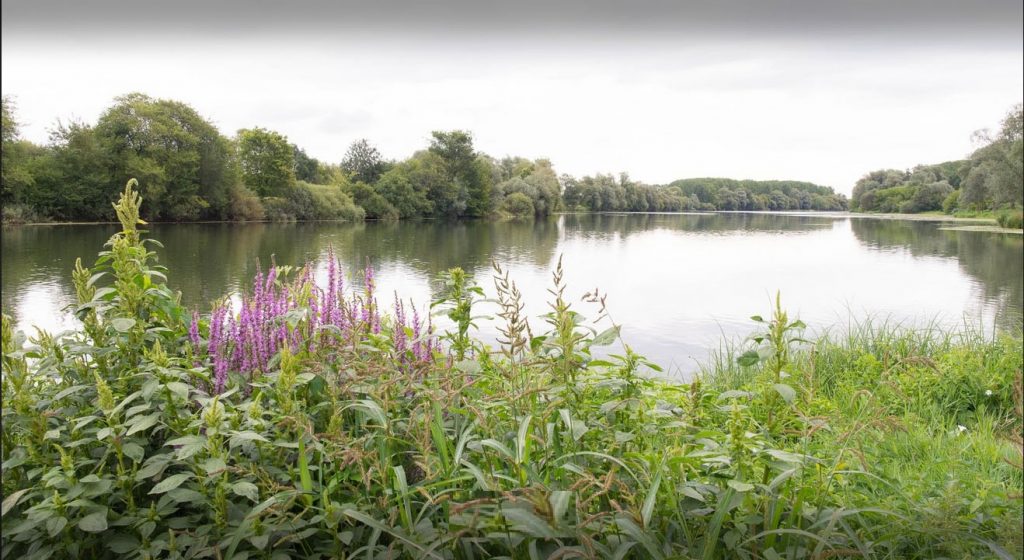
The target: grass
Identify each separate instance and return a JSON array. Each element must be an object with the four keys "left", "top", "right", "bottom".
[
  {"left": 702, "top": 318, "right": 1024, "bottom": 557},
  {"left": 1, "top": 181, "right": 1021, "bottom": 559}
]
